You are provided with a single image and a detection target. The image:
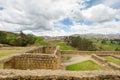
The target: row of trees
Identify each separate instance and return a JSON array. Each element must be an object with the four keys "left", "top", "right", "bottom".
[
  {"left": 65, "top": 36, "right": 96, "bottom": 51},
  {"left": 101, "top": 39, "right": 120, "bottom": 44},
  {"left": 0, "top": 31, "right": 36, "bottom": 46}
]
